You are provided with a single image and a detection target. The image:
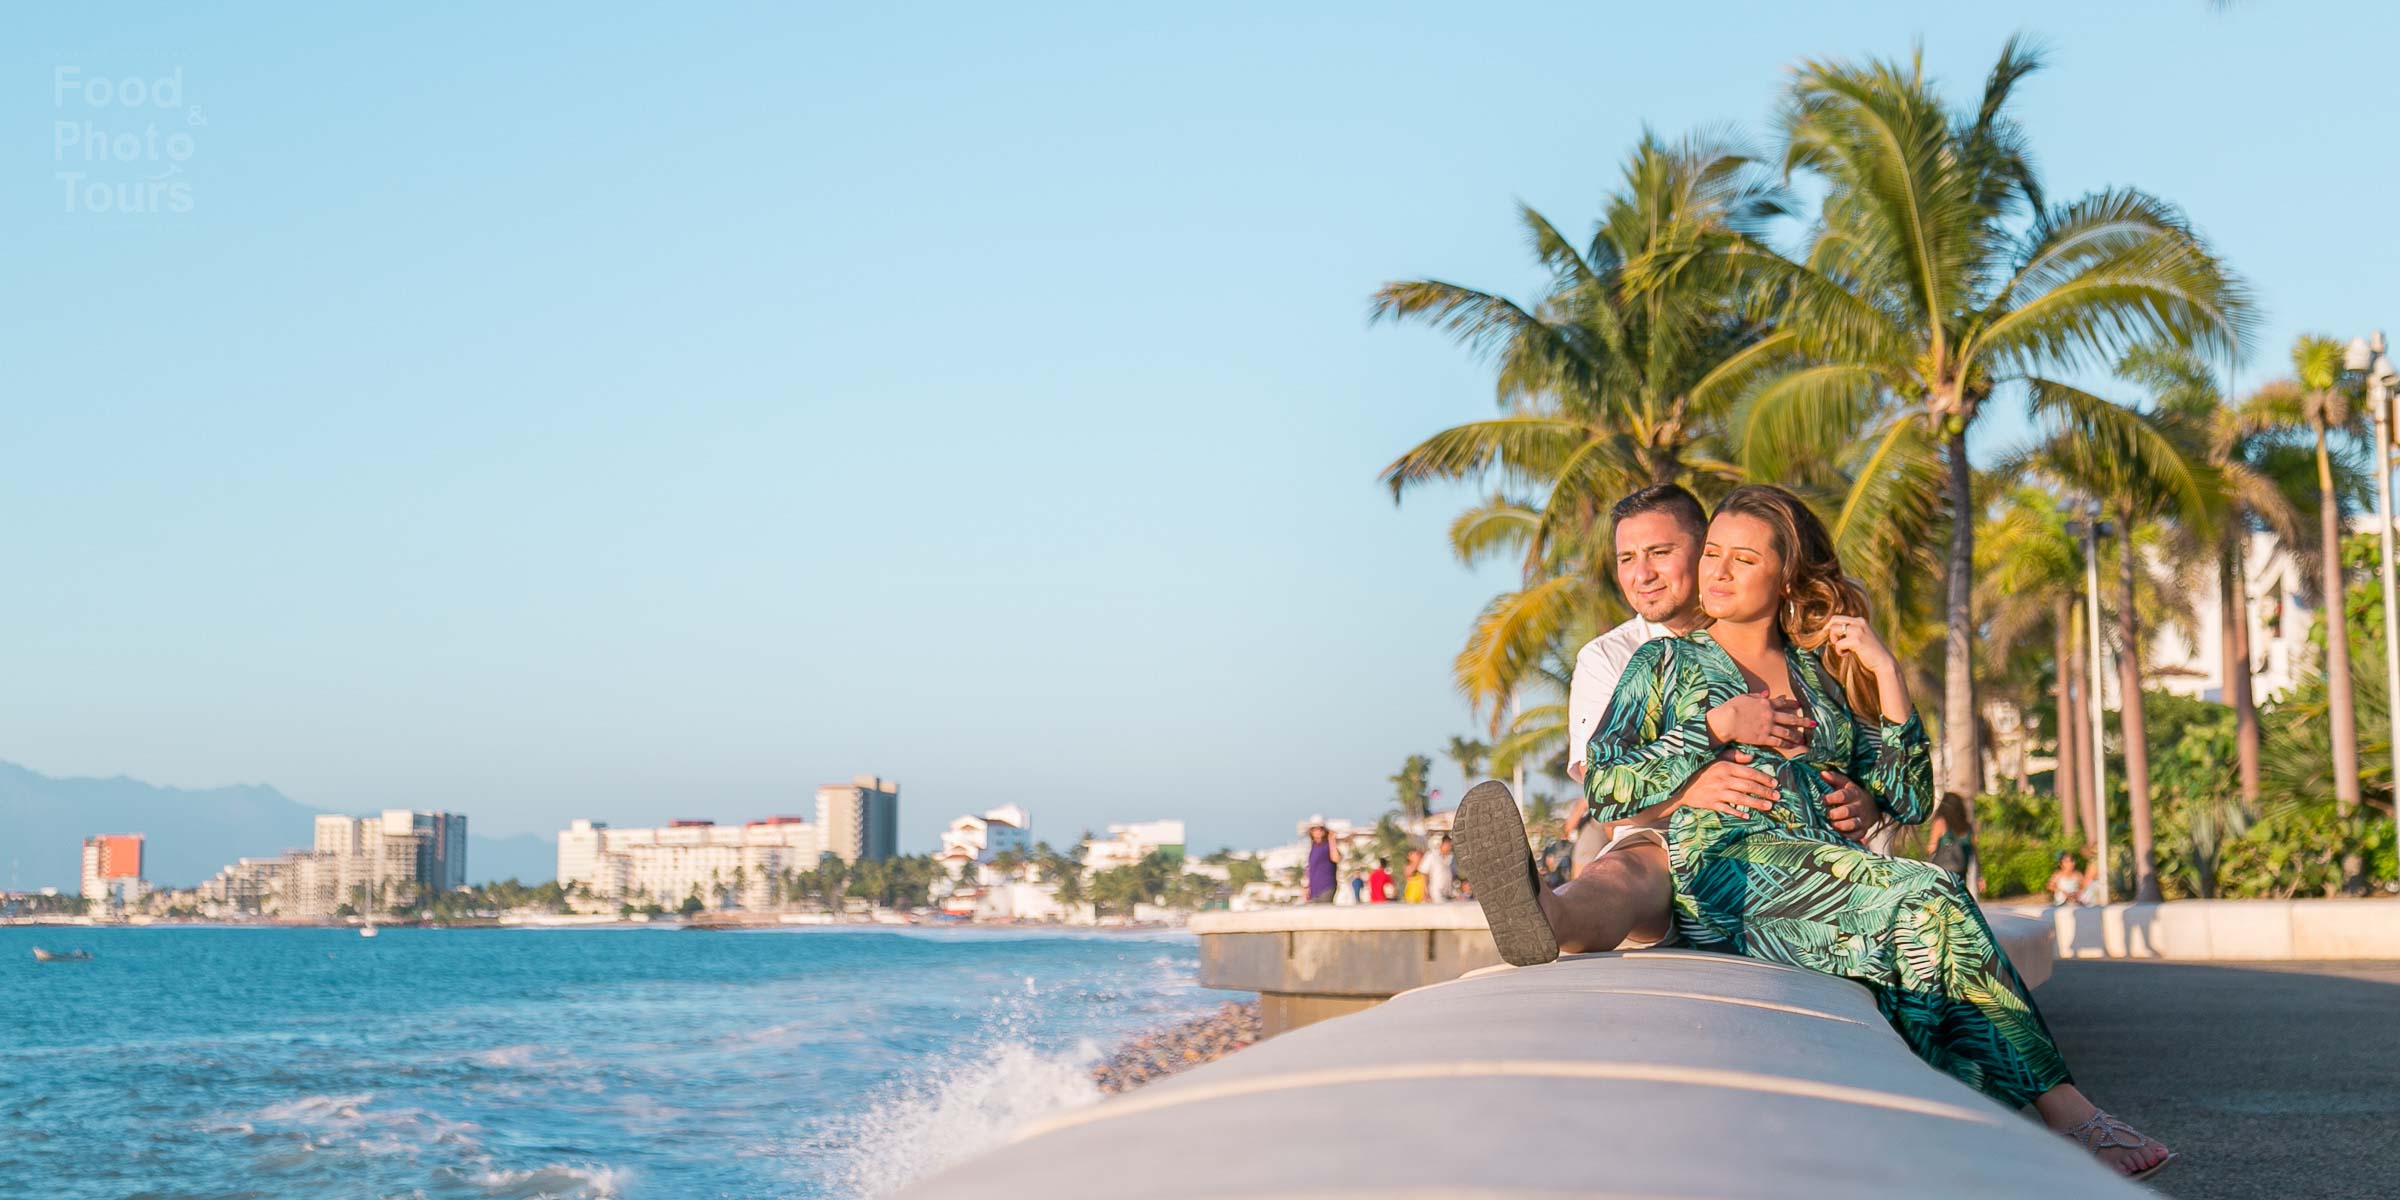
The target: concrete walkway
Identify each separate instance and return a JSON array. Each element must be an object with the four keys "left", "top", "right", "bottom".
[{"left": 2041, "top": 959, "right": 2400, "bottom": 1199}]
